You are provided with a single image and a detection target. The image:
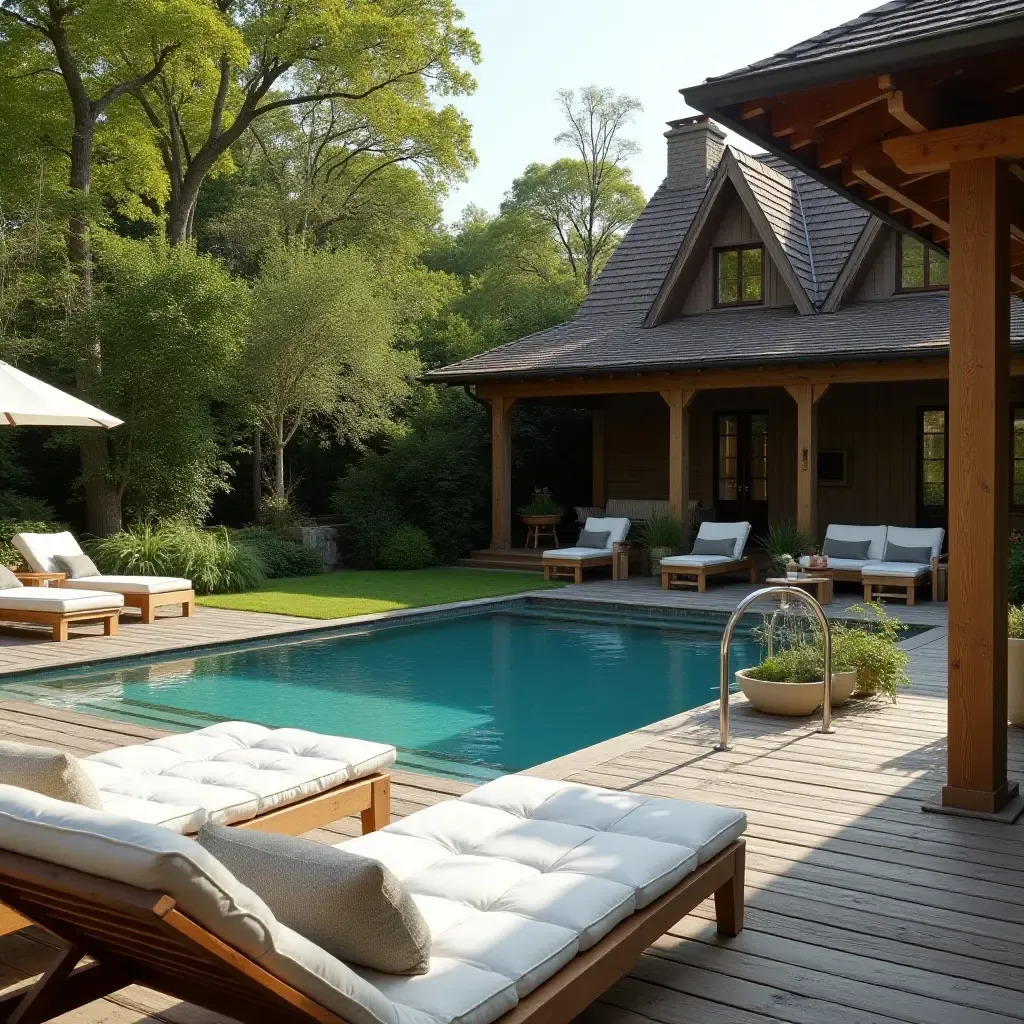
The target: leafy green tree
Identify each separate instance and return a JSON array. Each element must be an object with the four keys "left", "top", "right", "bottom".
[
  {"left": 128, "top": 0, "right": 479, "bottom": 245},
  {"left": 502, "top": 86, "right": 645, "bottom": 288},
  {"left": 242, "top": 245, "right": 419, "bottom": 501},
  {"left": 0, "top": 0, "right": 234, "bottom": 533},
  {"left": 75, "top": 235, "right": 248, "bottom": 524}
]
